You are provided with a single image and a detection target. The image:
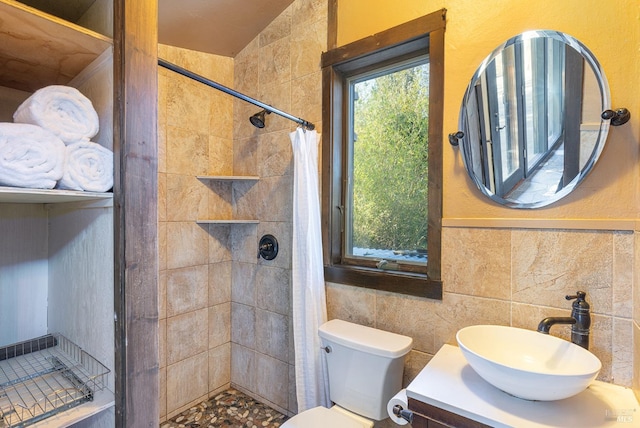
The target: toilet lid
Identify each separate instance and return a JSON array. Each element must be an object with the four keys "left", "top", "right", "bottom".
[{"left": 282, "top": 406, "right": 372, "bottom": 428}]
